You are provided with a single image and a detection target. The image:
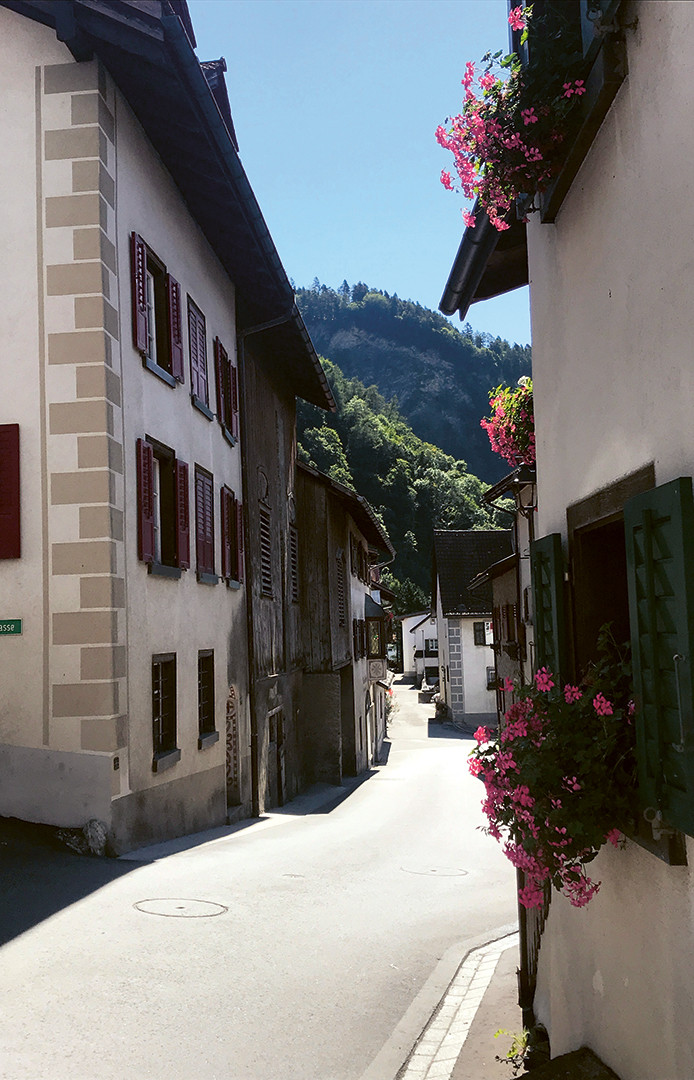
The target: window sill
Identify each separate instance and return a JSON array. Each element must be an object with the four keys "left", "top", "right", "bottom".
[
  {"left": 626, "top": 816, "right": 688, "bottom": 867},
  {"left": 197, "top": 571, "right": 218, "bottom": 586},
  {"left": 198, "top": 730, "right": 220, "bottom": 751},
  {"left": 149, "top": 562, "right": 182, "bottom": 580},
  {"left": 152, "top": 747, "right": 181, "bottom": 773},
  {"left": 221, "top": 425, "right": 237, "bottom": 448},
  {"left": 225, "top": 578, "right": 242, "bottom": 591},
  {"left": 143, "top": 357, "right": 177, "bottom": 388},
  {"left": 192, "top": 395, "right": 214, "bottom": 421}
]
